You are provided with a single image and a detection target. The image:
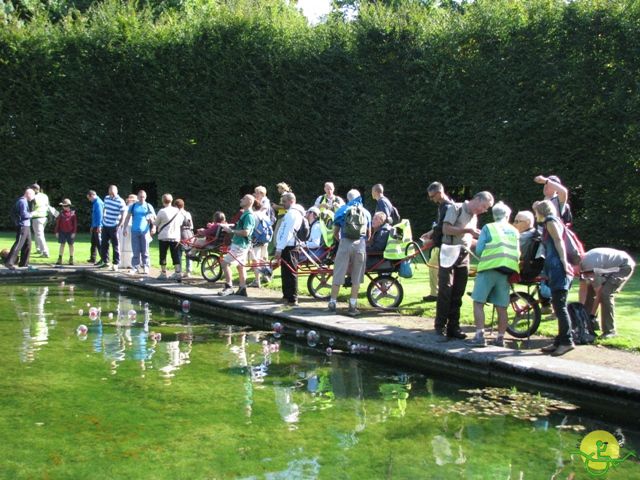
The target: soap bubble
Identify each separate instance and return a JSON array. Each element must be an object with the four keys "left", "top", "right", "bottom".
[
  {"left": 149, "top": 332, "right": 161, "bottom": 341},
  {"left": 108, "top": 312, "right": 114, "bottom": 320},
  {"left": 306, "top": 330, "right": 320, "bottom": 347},
  {"left": 328, "top": 337, "right": 335, "bottom": 346},
  {"left": 88, "top": 307, "right": 99, "bottom": 319},
  {"left": 59, "top": 281, "right": 65, "bottom": 287},
  {"left": 272, "top": 322, "right": 283, "bottom": 339},
  {"left": 128, "top": 309, "right": 137, "bottom": 321},
  {"left": 77, "top": 324, "right": 88, "bottom": 335},
  {"left": 270, "top": 343, "right": 280, "bottom": 353},
  {"left": 86, "top": 303, "right": 91, "bottom": 307},
  {"left": 295, "top": 329, "right": 305, "bottom": 338},
  {"left": 78, "top": 309, "right": 84, "bottom": 316},
  {"left": 69, "top": 285, "right": 75, "bottom": 292},
  {"left": 326, "top": 347, "right": 333, "bottom": 356},
  {"left": 181, "top": 300, "right": 190, "bottom": 313}
]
